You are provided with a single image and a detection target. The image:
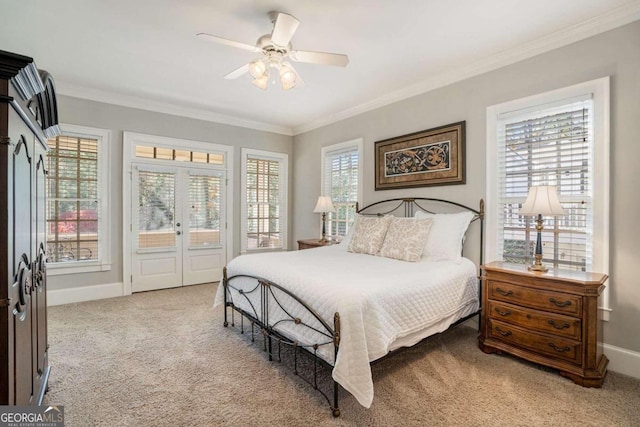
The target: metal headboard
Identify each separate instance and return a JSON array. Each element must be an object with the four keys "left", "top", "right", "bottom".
[{"left": 356, "top": 197, "right": 485, "bottom": 266}]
